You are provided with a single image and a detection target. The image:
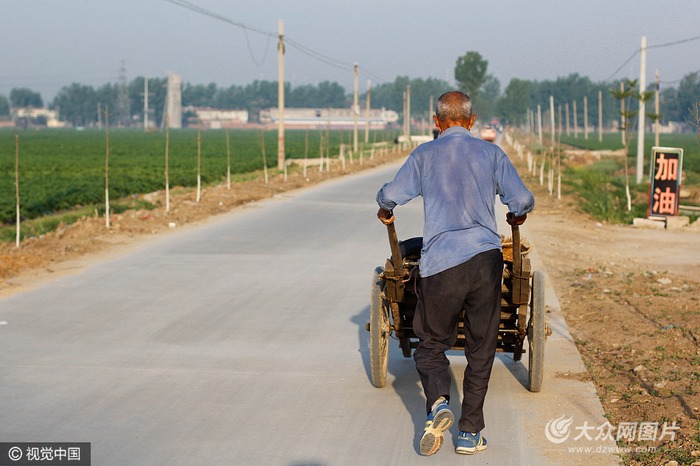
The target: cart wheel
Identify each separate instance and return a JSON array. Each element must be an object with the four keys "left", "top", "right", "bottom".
[
  {"left": 528, "top": 270, "right": 545, "bottom": 392},
  {"left": 370, "top": 266, "right": 390, "bottom": 388}
]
